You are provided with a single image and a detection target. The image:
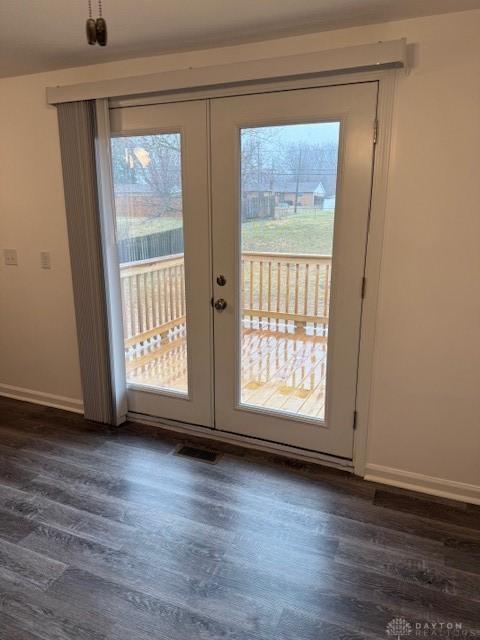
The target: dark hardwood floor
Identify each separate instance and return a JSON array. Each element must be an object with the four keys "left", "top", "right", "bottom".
[{"left": 0, "top": 396, "right": 478, "bottom": 639}]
